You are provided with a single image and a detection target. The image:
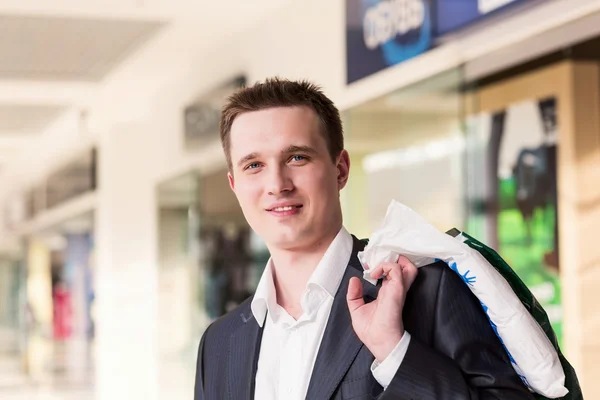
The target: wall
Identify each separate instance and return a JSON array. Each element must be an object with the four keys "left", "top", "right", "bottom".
[{"left": 94, "top": 121, "right": 160, "bottom": 400}]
